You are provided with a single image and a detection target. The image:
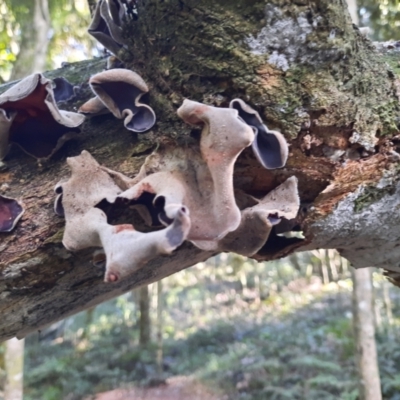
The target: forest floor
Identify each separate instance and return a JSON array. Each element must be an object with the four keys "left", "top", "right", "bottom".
[
  {"left": 23, "top": 259, "right": 400, "bottom": 400},
  {"left": 88, "top": 376, "right": 224, "bottom": 400}
]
